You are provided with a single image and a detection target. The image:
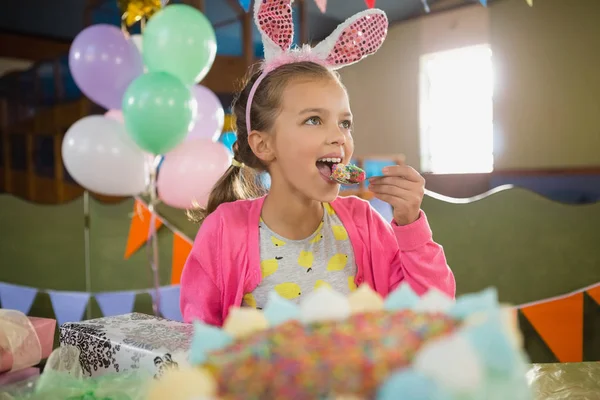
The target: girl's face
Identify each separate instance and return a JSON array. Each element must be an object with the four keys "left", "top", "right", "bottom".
[{"left": 267, "top": 76, "right": 354, "bottom": 203}]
